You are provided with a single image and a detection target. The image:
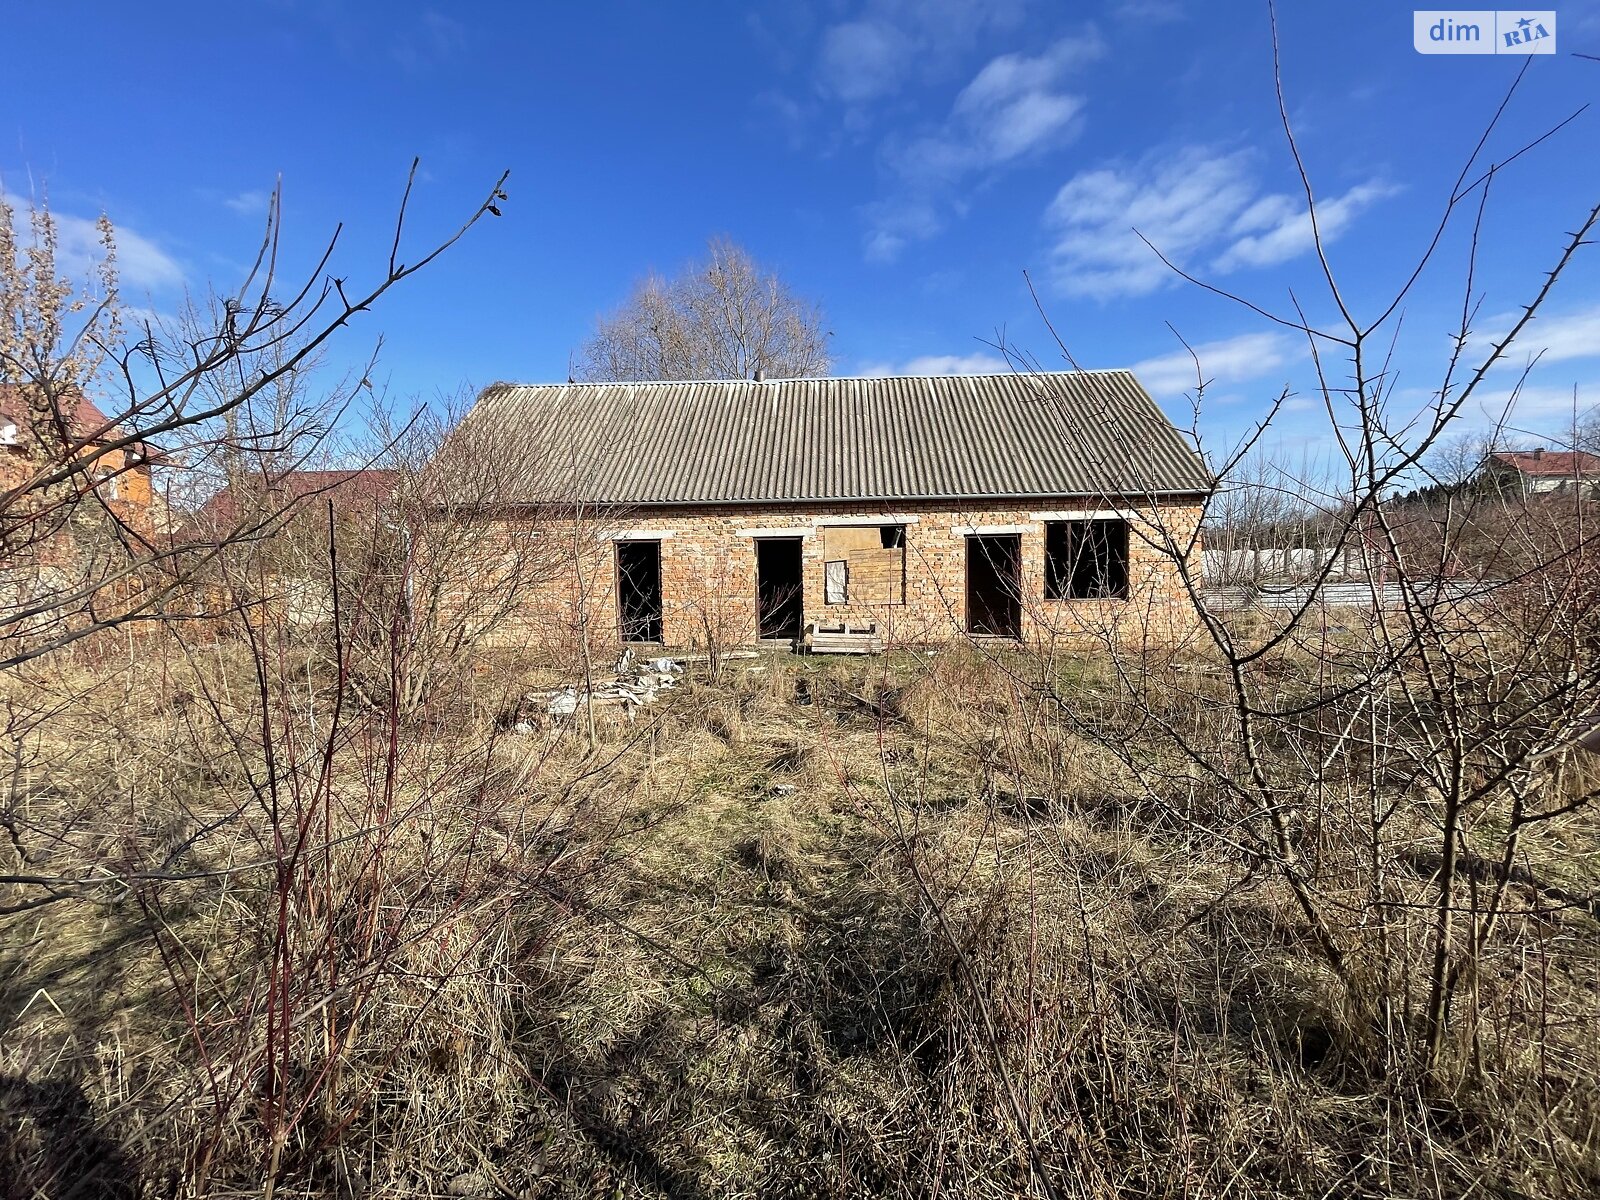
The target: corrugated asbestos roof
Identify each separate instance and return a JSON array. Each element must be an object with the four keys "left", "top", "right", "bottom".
[{"left": 450, "top": 370, "right": 1212, "bottom": 506}]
